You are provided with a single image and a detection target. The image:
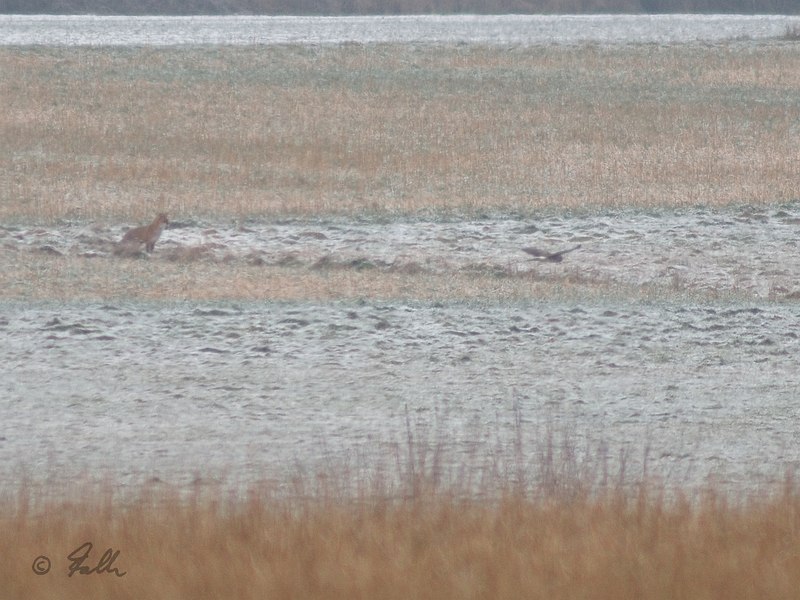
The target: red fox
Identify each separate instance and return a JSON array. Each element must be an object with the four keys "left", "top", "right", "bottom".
[{"left": 119, "top": 213, "right": 169, "bottom": 253}]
